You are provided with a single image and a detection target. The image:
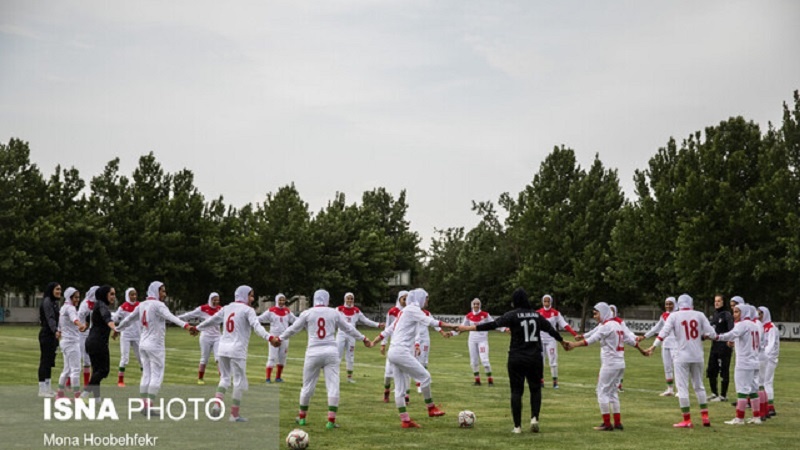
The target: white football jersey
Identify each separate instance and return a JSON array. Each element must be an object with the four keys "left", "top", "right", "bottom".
[
  {"left": 717, "top": 320, "right": 760, "bottom": 369},
  {"left": 381, "top": 304, "right": 441, "bottom": 353},
  {"left": 585, "top": 320, "right": 637, "bottom": 369},
  {"left": 180, "top": 305, "right": 223, "bottom": 339},
  {"left": 280, "top": 306, "right": 364, "bottom": 349},
  {"left": 257, "top": 307, "right": 297, "bottom": 337},
  {"left": 58, "top": 303, "right": 81, "bottom": 343},
  {"left": 655, "top": 309, "right": 715, "bottom": 363},
  {"left": 645, "top": 312, "right": 677, "bottom": 349},
  {"left": 198, "top": 302, "right": 269, "bottom": 359},
  {"left": 117, "top": 299, "right": 187, "bottom": 351}
]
